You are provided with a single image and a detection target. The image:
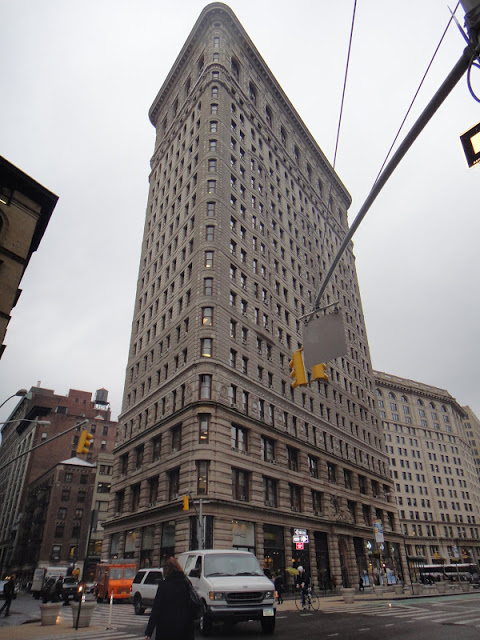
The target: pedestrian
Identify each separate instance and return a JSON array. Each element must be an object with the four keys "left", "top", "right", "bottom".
[
  {"left": 331, "top": 574, "right": 337, "bottom": 591},
  {"left": 274, "top": 572, "right": 284, "bottom": 604},
  {"left": 144, "top": 557, "right": 195, "bottom": 640},
  {"left": 358, "top": 576, "right": 364, "bottom": 591},
  {"left": 0, "top": 575, "right": 16, "bottom": 617}
]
